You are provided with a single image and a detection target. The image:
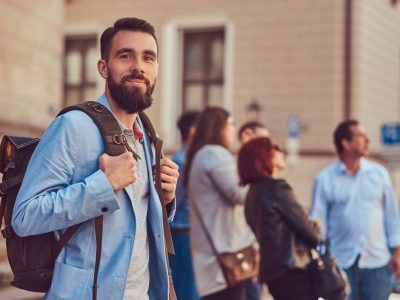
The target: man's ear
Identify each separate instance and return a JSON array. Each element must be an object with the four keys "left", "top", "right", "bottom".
[
  {"left": 243, "top": 128, "right": 255, "bottom": 139},
  {"left": 341, "top": 139, "right": 351, "bottom": 151},
  {"left": 97, "top": 59, "right": 108, "bottom": 79},
  {"left": 188, "top": 125, "right": 196, "bottom": 140}
]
